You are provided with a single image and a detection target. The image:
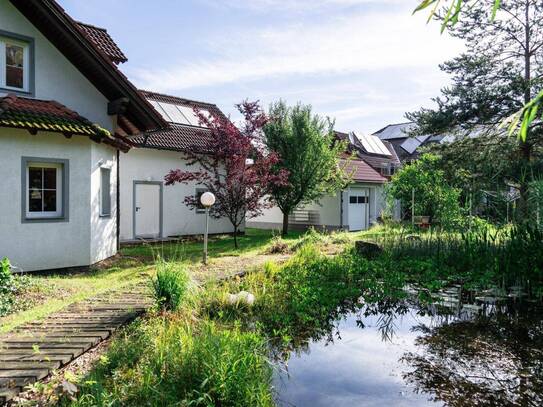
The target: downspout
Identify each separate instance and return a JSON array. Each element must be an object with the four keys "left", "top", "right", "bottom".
[{"left": 116, "top": 149, "right": 120, "bottom": 251}]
